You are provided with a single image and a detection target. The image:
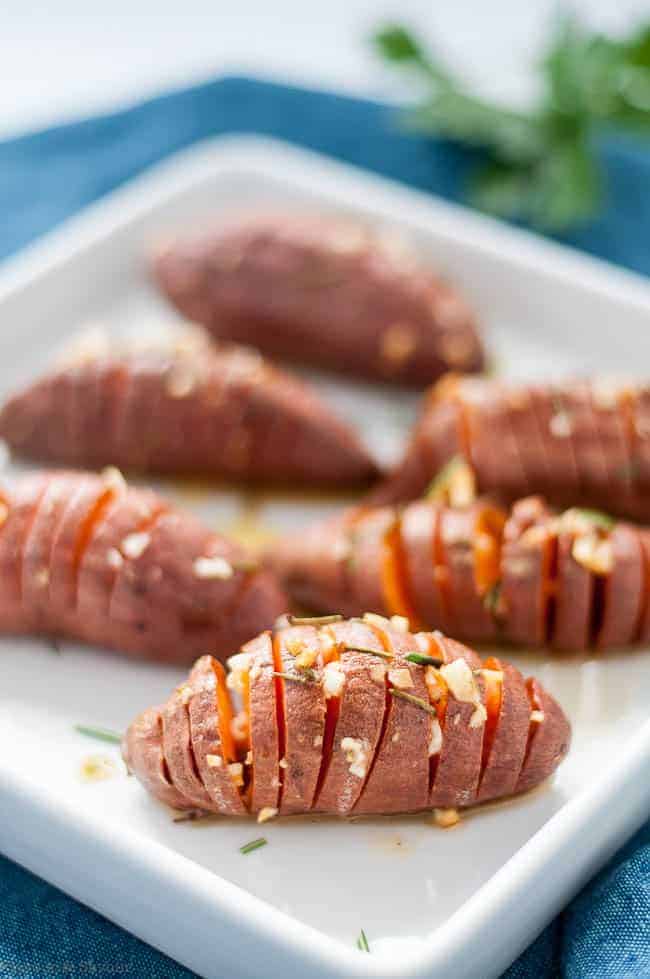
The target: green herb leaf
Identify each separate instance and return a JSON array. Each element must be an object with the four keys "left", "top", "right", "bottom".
[
  {"left": 372, "top": 14, "right": 650, "bottom": 230},
  {"left": 75, "top": 725, "right": 122, "bottom": 745},
  {"left": 389, "top": 689, "right": 438, "bottom": 715},
  {"left": 405, "top": 652, "right": 443, "bottom": 667},
  {"left": 345, "top": 644, "right": 394, "bottom": 660},
  {"left": 356, "top": 928, "right": 371, "bottom": 953},
  {"left": 240, "top": 837, "right": 268, "bottom": 855}
]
